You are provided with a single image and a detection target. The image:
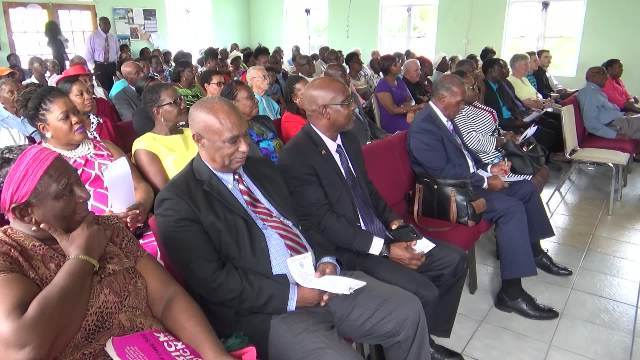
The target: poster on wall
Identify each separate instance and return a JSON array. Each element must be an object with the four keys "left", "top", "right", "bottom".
[{"left": 112, "top": 7, "right": 158, "bottom": 45}]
